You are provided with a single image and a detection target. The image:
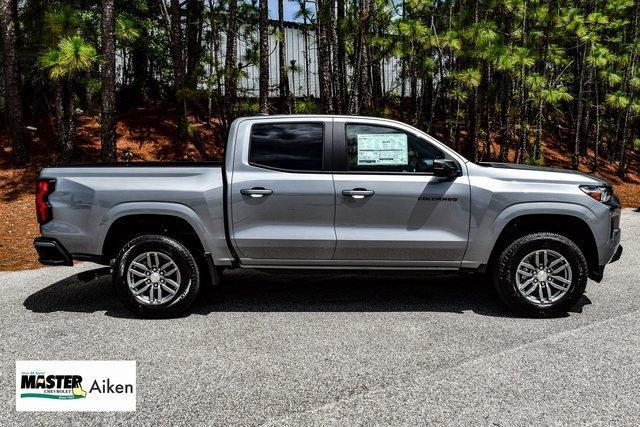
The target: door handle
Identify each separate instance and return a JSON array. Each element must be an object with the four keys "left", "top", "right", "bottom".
[
  {"left": 240, "top": 187, "right": 273, "bottom": 198},
  {"left": 342, "top": 188, "right": 375, "bottom": 199}
]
